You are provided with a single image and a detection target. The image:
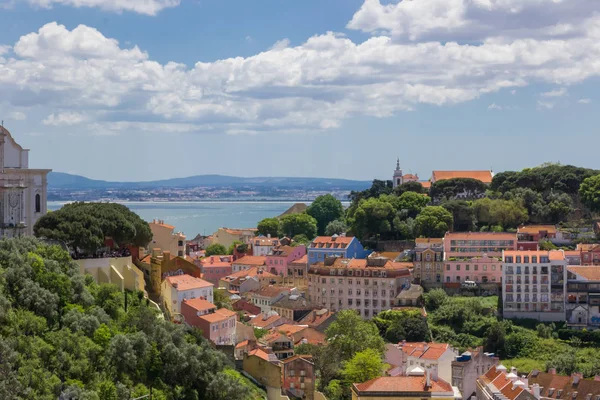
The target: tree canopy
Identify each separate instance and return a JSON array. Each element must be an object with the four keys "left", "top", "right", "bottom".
[
  {"left": 205, "top": 243, "right": 227, "bottom": 256},
  {"left": 430, "top": 178, "right": 487, "bottom": 203},
  {"left": 256, "top": 217, "right": 280, "bottom": 237},
  {"left": 580, "top": 175, "right": 600, "bottom": 213},
  {"left": 0, "top": 237, "right": 262, "bottom": 400},
  {"left": 280, "top": 213, "right": 318, "bottom": 239},
  {"left": 34, "top": 202, "right": 152, "bottom": 253},
  {"left": 414, "top": 206, "right": 453, "bottom": 237},
  {"left": 307, "top": 194, "right": 345, "bottom": 235}
]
